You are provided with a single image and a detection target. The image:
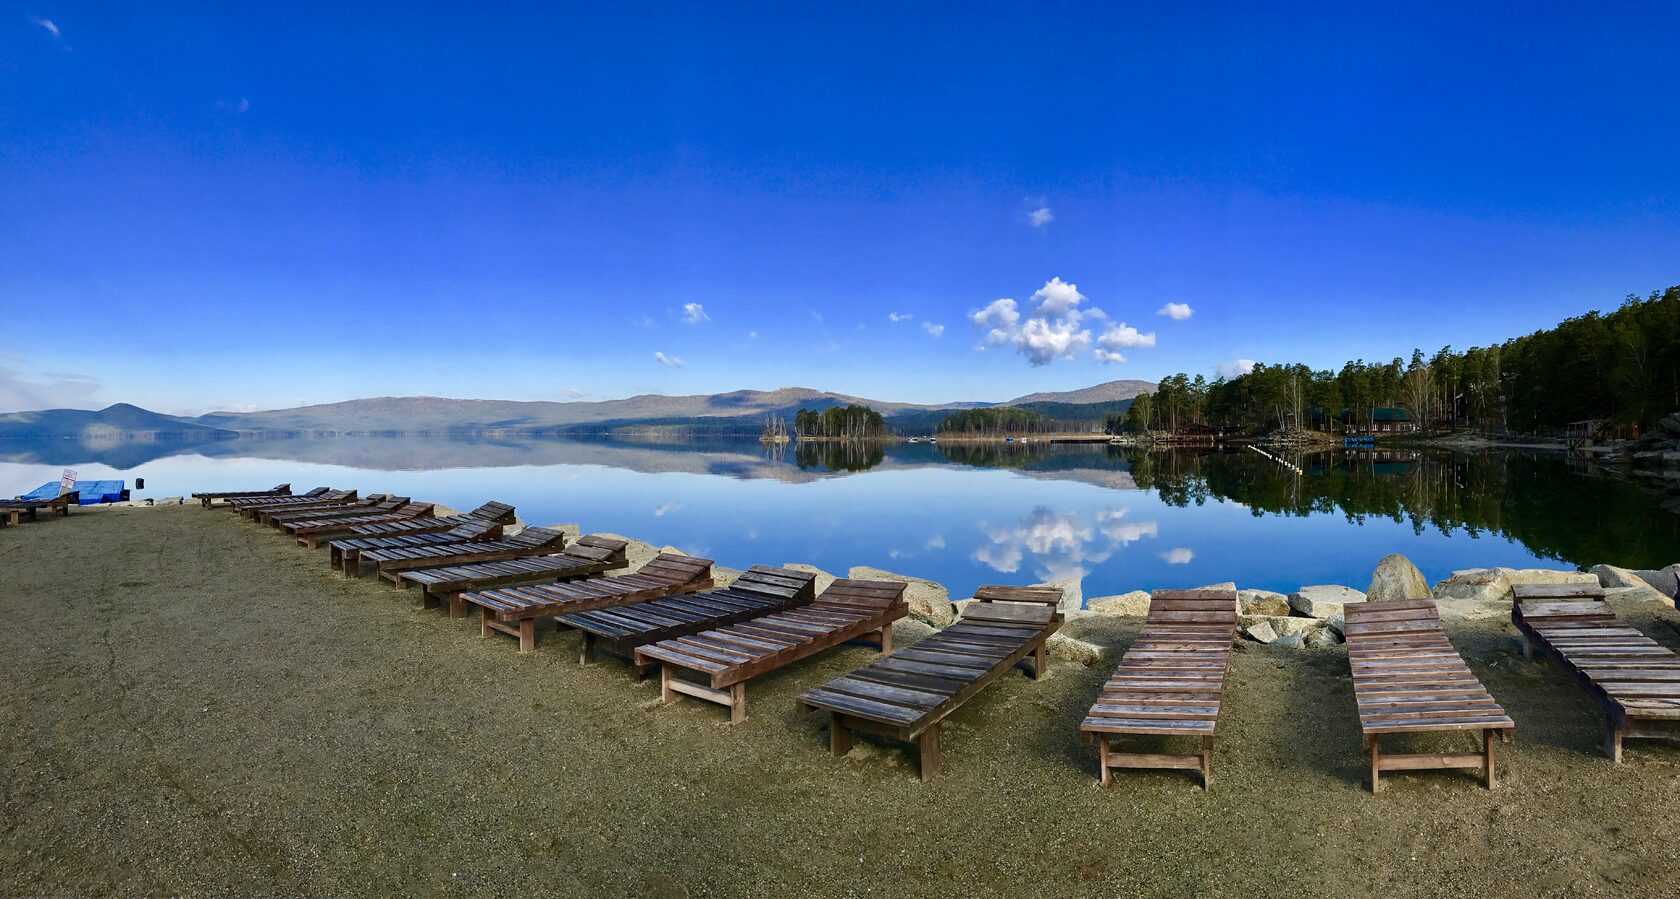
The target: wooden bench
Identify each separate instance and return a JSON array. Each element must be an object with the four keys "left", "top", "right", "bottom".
[
  {"left": 797, "top": 585, "right": 1064, "bottom": 780},
  {"left": 329, "top": 520, "right": 504, "bottom": 574},
  {"left": 462, "top": 553, "right": 716, "bottom": 651},
  {"left": 1081, "top": 587, "right": 1237, "bottom": 789},
  {"left": 397, "top": 535, "right": 631, "bottom": 615},
  {"left": 234, "top": 489, "right": 355, "bottom": 520},
  {"left": 1344, "top": 598, "right": 1514, "bottom": 791},
  {"left": 1513, "top": 583, "right": 1680, "bottom": 762},
  {"left": 558, "top": 567, "right": 820, "bottom": 673},
  {"left": 637, "top": 579, "right": 908, "bottom": 723},
  {"left": 257, "top": 493, "right": 391, "bottom": 526},
  {"left": 357, "top": 527, "right": 570, "bottom": 581},
  {"left": 224, "top": 487, "right": 332, "bottom": 513},
  {"left": 193, "top": 483, "right": 290, "bottom": 508},
  {"left": 289, "top": 502, "right": 436, "bottom": 547},
  {"left": 1, "top": 491, "right": 80, "bottom": 524}
]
